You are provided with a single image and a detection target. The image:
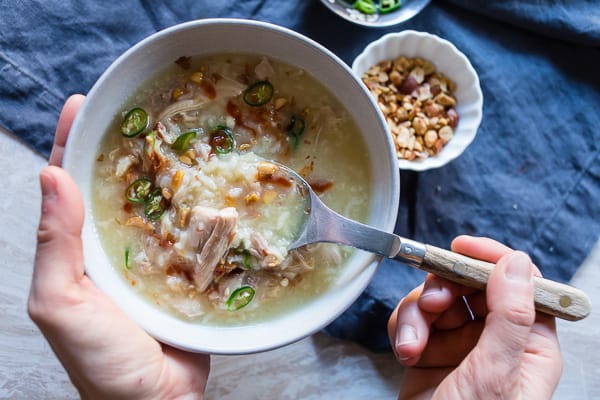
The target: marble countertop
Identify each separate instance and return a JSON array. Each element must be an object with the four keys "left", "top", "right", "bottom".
[{"left": 1, "top": 128, "right": 598, "bottom": 399}]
